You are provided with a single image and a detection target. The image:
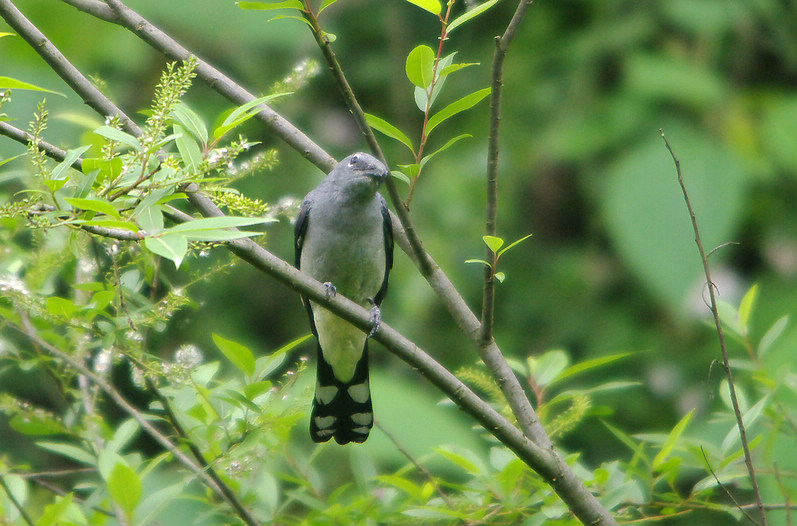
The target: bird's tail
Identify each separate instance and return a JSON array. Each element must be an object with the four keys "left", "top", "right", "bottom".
[{"left": 310, "top": 342, "right": 373, "bottom": 444}]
